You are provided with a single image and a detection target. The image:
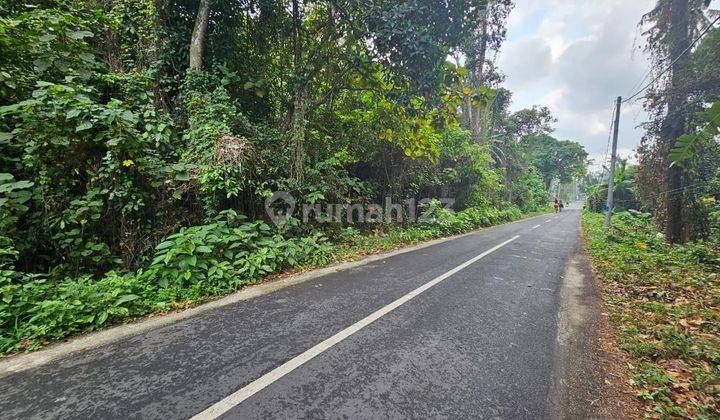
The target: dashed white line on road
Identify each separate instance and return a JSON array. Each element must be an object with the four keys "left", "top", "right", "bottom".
[
  {"left": 191, "top": 235, "right": 522, "bottom": 420},
  {"left": 531, "top": 224, "right": 542, "bottom": 230}
]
